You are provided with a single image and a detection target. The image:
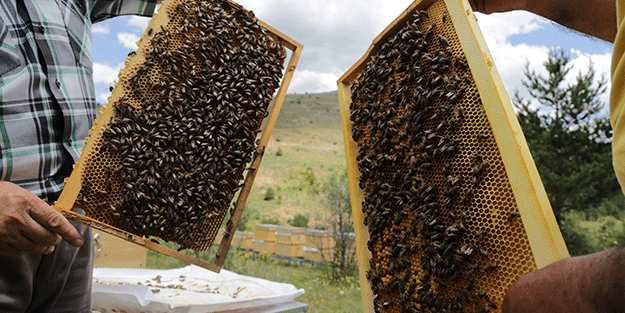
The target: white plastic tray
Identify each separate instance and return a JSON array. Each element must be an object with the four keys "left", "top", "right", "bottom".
[{"left": 92, "top": 265, "right": 305, "bottom": 313}]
